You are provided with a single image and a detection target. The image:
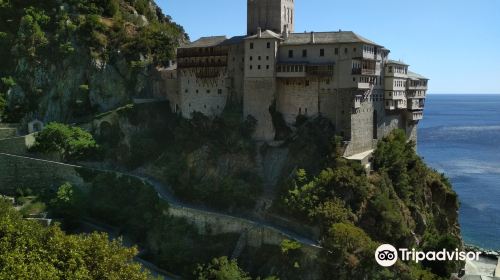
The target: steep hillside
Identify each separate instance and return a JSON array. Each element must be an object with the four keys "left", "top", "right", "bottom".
[{"left": 0, "top": 0, "right": 185, "bottom": 125}]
